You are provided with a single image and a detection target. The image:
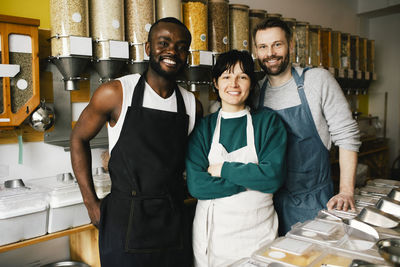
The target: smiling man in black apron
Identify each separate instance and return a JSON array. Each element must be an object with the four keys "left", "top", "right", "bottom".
[
  {"left": 253, "top": 18, "right": 361, "bottom": 235},
  {"left": 70, "top": 17, "right": 201, "bottom": 266}
]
